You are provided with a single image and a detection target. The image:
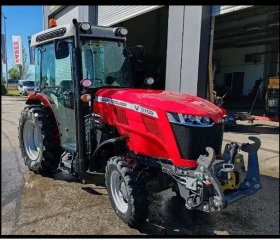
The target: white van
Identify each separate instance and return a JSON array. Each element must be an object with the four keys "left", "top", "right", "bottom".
[{"left": 18, "top": 80, "right": 35, "bottom": 95}]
